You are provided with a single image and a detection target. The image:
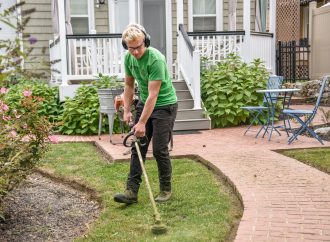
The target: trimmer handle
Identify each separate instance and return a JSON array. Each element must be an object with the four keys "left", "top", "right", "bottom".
[{"left": 123, "top": 131, "right": 148, "bottom": 147}]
